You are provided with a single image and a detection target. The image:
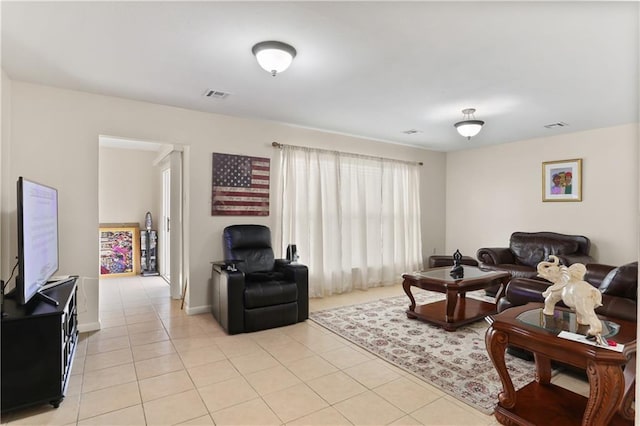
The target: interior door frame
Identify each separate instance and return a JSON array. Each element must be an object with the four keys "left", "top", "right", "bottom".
[
  {"left": 160, "top": 166, "right": 171, "bottom": 281},
  {"left": 153, "top": 146, "right": 186, "bottom": 300}
]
